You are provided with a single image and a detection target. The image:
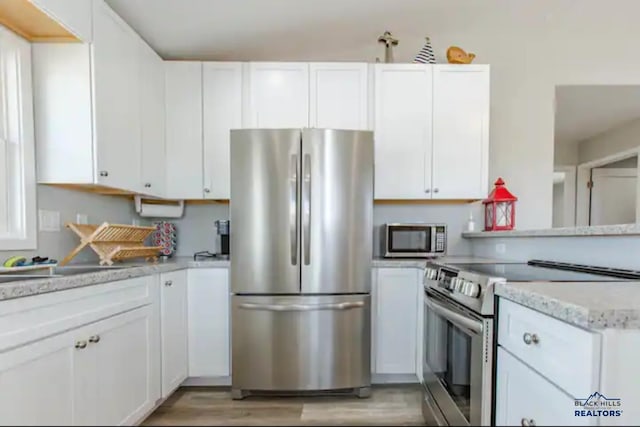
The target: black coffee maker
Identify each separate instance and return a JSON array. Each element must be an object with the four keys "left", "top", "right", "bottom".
[{"left": 215, "top": 220, "right": 230, "bottom": 260}]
